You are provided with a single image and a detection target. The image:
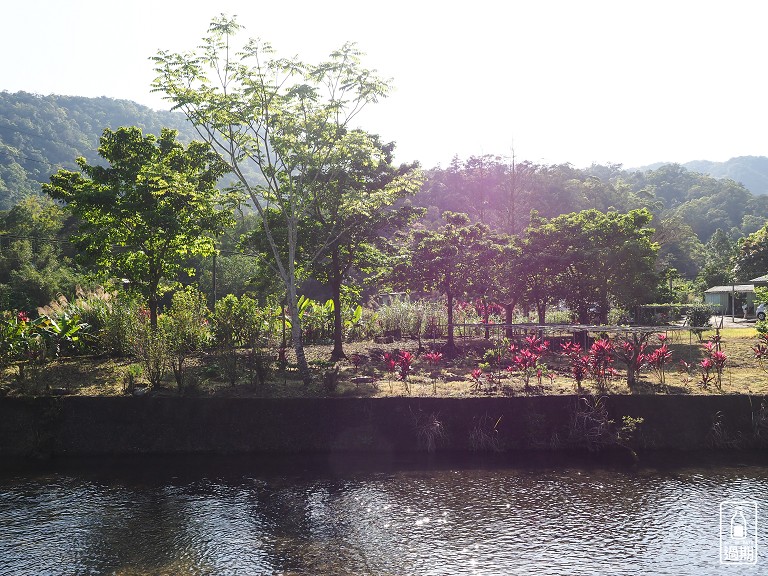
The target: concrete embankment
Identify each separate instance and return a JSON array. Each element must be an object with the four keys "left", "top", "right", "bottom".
[{"left": 0, "top": 395, "right": 766, "bottom": 457}]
